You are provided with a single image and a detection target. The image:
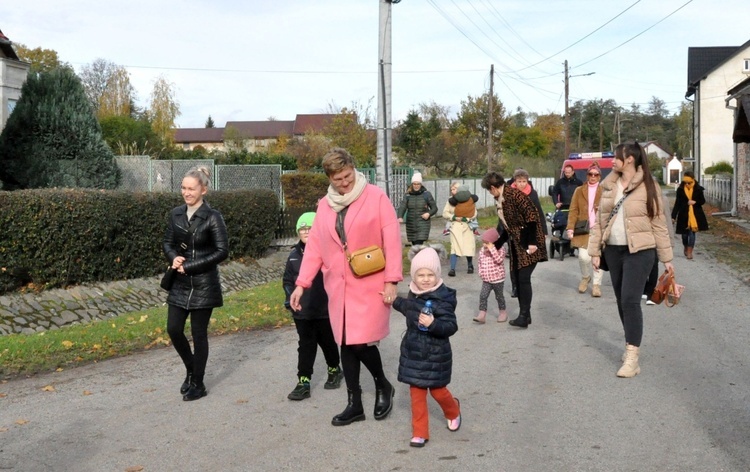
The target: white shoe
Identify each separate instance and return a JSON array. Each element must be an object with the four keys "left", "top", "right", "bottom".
[
  {"left": 641, "top": 294, "right": 647, "bottom": 300},
  {"left": 646, "top": 300, "right": 656, "bottom": 306}
]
